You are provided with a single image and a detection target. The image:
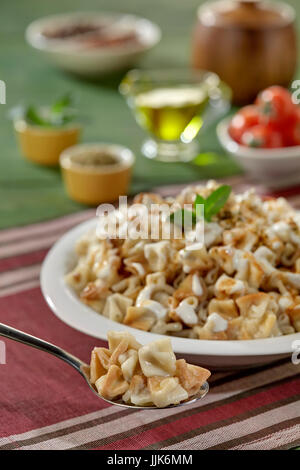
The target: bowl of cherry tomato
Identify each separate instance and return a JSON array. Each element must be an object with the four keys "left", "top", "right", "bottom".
[{"left": 217, "top": 86, "right": 300, "bottom": 187}]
